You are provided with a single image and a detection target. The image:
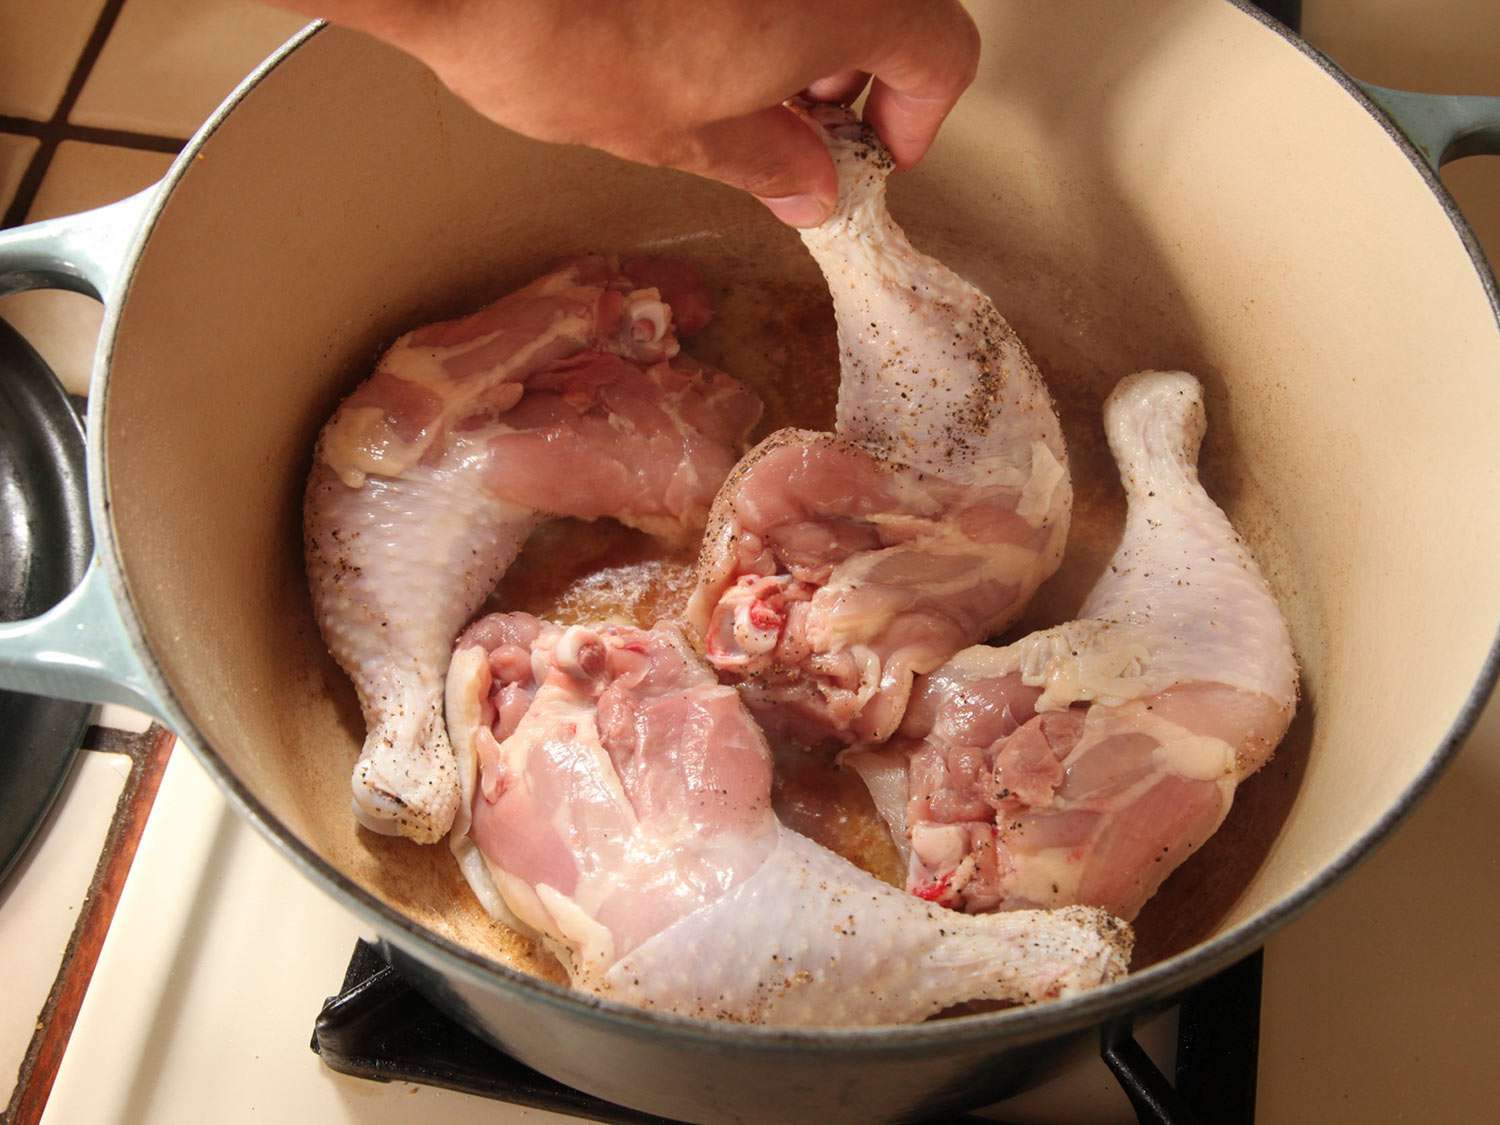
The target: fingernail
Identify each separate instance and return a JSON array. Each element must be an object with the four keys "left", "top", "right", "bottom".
[{"left": 757, "top": 193, "right": 833, "bottom": 228}]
